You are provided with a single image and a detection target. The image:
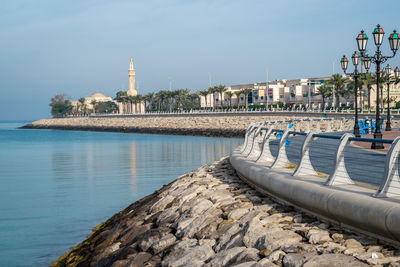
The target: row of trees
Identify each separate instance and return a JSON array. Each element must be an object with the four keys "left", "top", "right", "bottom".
[
  {"left": 50, "top": 94, "right": 118, "bottom": 117},
  {"left": 316, "top": 72, "right": 398, "bottom": 109},
  {"left": 114, "top": 85, "right": 254, "bottom": 112}
]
